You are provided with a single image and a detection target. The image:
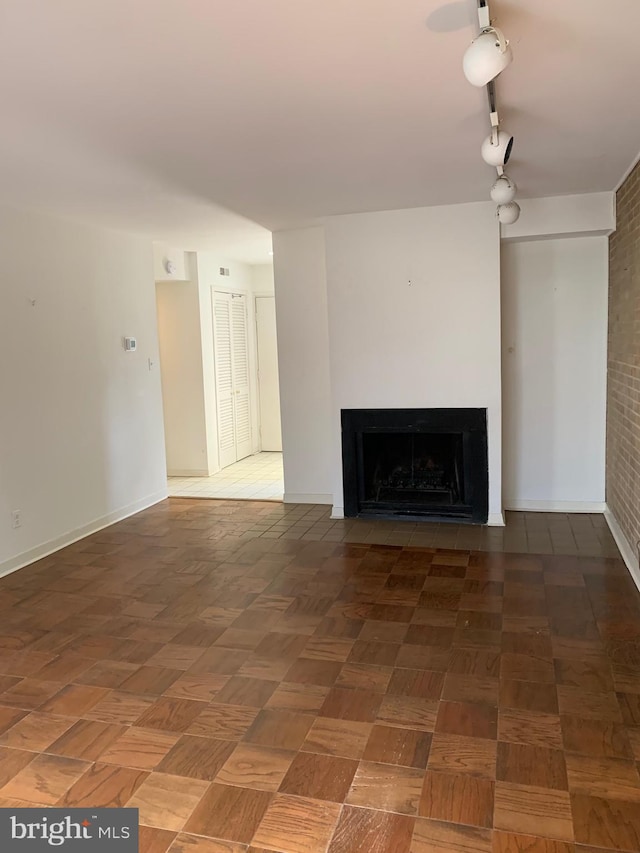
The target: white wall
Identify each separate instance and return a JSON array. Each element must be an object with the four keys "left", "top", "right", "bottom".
[
  {"left": 324, "top": 203, "right": 503, "bottom": 521},
  {"left": 156, "top": 276, "right": 210, "bottom": 475},
  {"left": 501, "top": 236, "right": 608, "bottom": 510},
  {"left": 0, "top": 206, "right": 167, "bottom": 575},
  {"left": 501, "top": 192, "right": 615, "bottom": 241},
  {"left": 251, "top": 264, "right": 275, "bottom": 294},
  {"left": 273, "top": 227, "right": 333, "bottom": 503}
]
